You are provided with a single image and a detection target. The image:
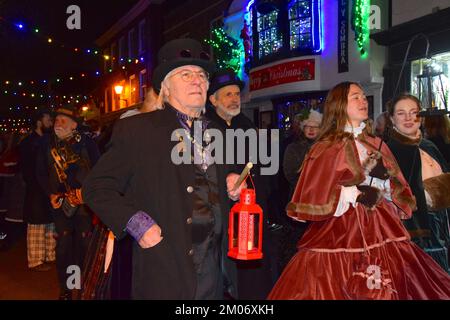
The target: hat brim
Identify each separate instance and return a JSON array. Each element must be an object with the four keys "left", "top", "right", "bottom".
[
  {"left": 208, "top": 79, "right": 245, "bottom": 96},
  {"left": 53, "top": 111, "right": 81, "bottom": 124},
  {"left": 152, "top": 59, "right": 216, "bottom": 93}
]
